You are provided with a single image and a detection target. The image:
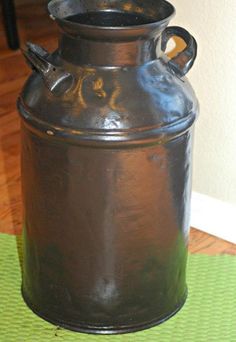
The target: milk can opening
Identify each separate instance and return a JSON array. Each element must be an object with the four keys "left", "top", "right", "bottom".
[
  {"left": 64, "top": 12, "right": 157, "bottom": 27},
  {"left": 48, "top": 0, "right": 175, "bottom": 28}
]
